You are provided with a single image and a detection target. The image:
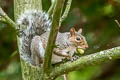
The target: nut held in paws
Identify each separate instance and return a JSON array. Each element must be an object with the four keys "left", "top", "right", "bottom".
[{"left": 77, "top": 48, "right": 84, "bottom": 54}]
